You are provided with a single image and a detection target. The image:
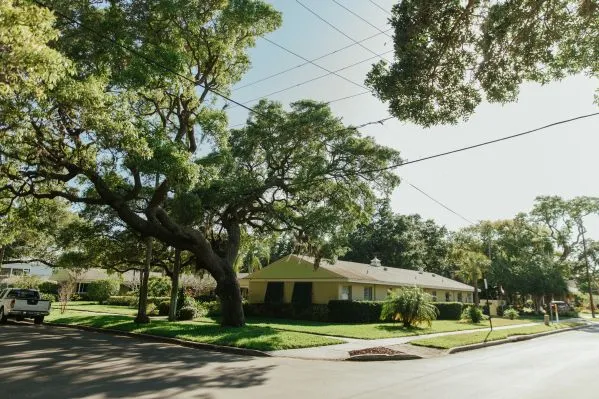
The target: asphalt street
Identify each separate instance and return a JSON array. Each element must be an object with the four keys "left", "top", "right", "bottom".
[{"left": 1, "top": 322, "right": 597, "bottom": 399}]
